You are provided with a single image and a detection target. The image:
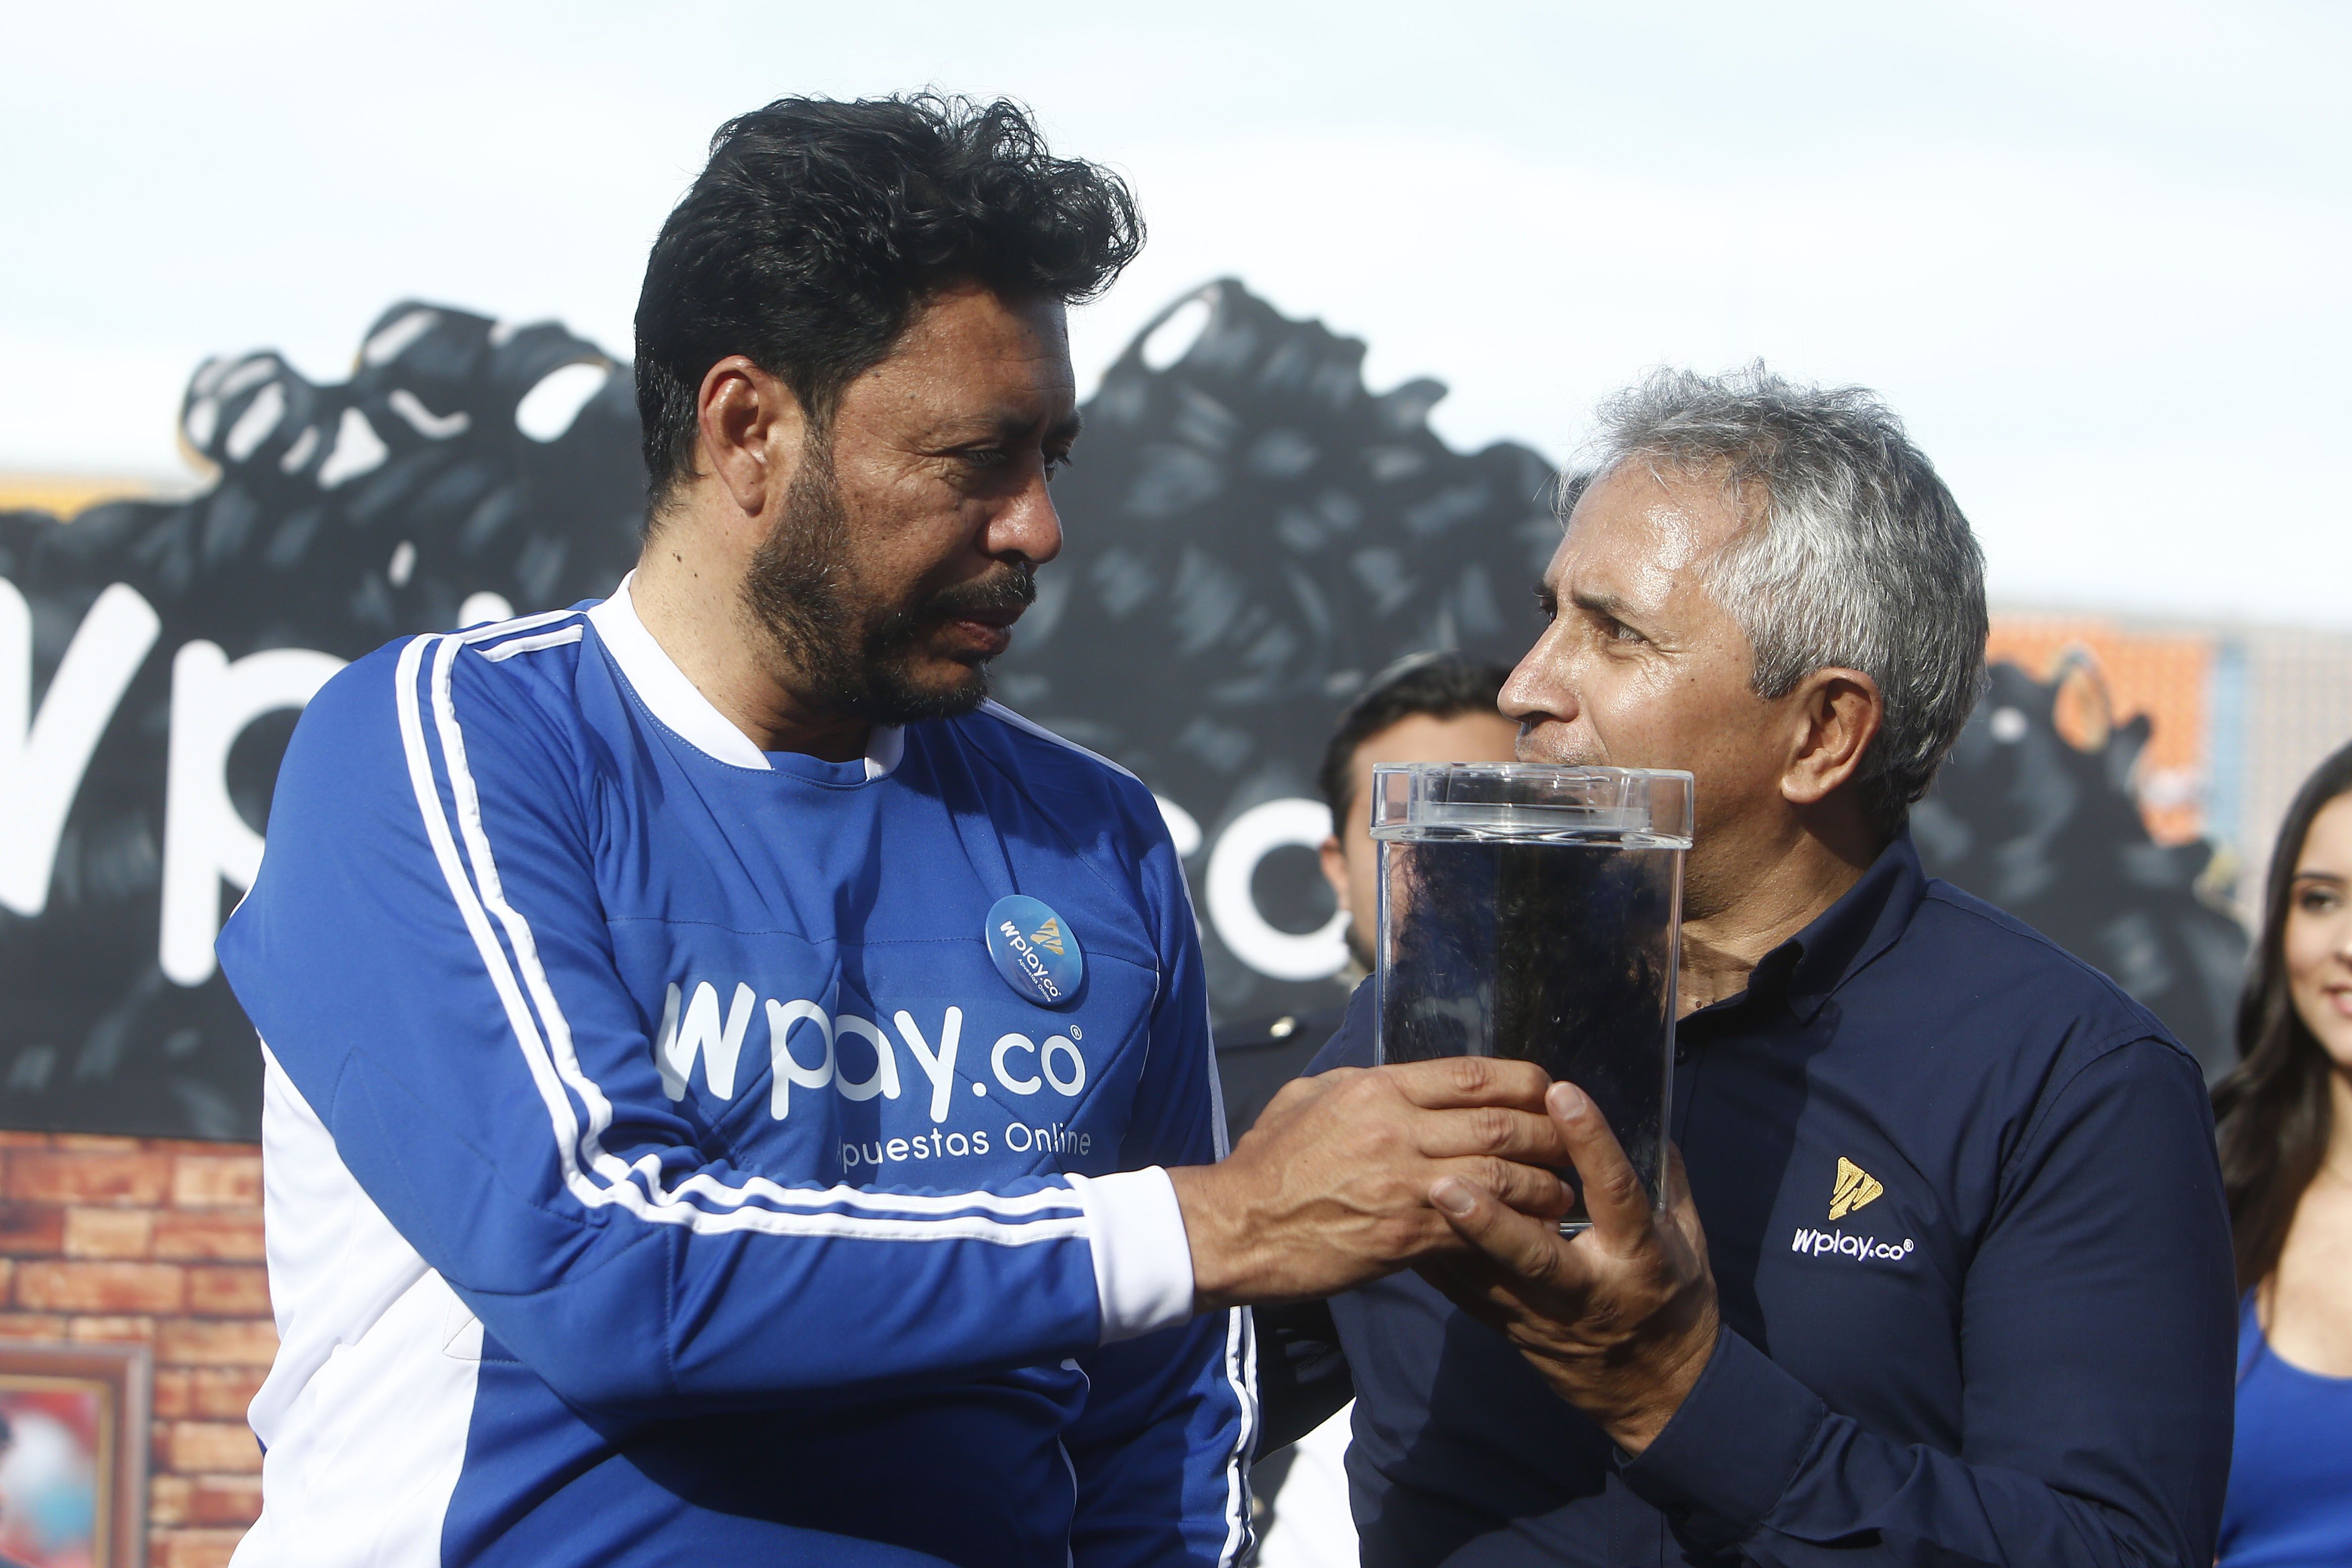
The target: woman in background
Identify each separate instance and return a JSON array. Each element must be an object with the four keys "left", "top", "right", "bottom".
[{"left": 2214, "top": 739, "right": 2352, "bottom": 1566}]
